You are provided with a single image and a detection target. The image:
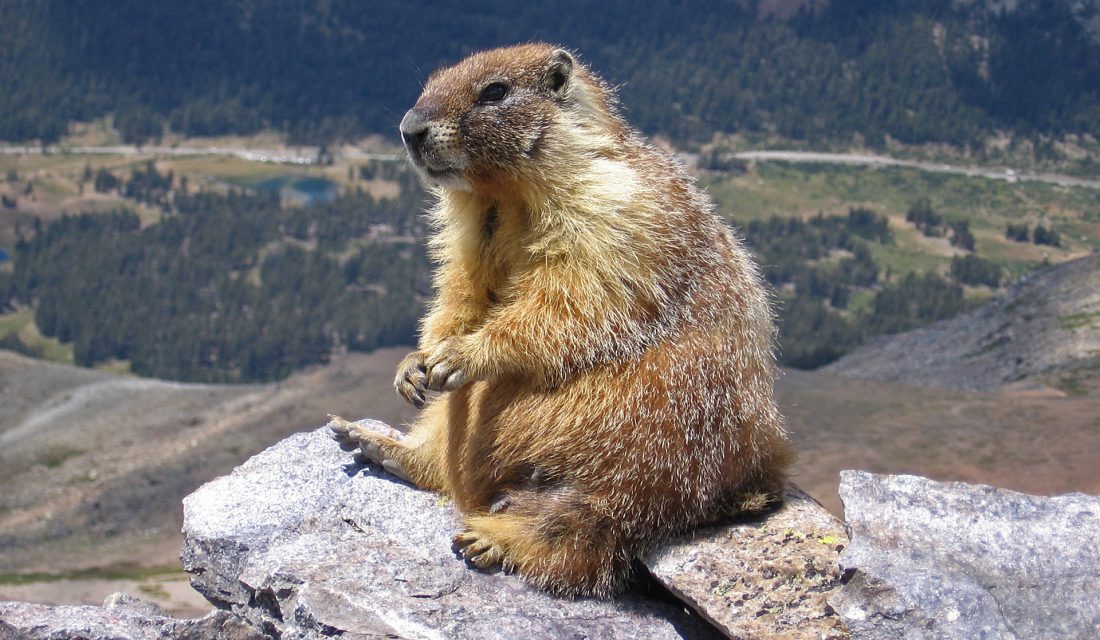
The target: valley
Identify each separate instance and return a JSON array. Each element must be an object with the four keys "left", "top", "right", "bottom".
[
  {"left": 2, "top": 0, "right": 1099, "bottom": 631},
  {"left": 4, "top": 131, "right": 1100, "bottom": 377},
  {"left": 2, "top": 134, "right": 1098, "bottom": 616}
]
